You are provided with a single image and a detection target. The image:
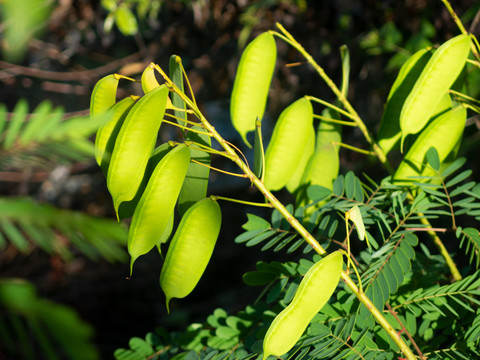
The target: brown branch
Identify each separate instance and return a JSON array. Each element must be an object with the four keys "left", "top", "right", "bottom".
[
  {"left": 0, "top": 50, "right": 145, "bottom": 82},
  {"left": 386, "top": 303, "right": 426, "bottom": 360}
]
